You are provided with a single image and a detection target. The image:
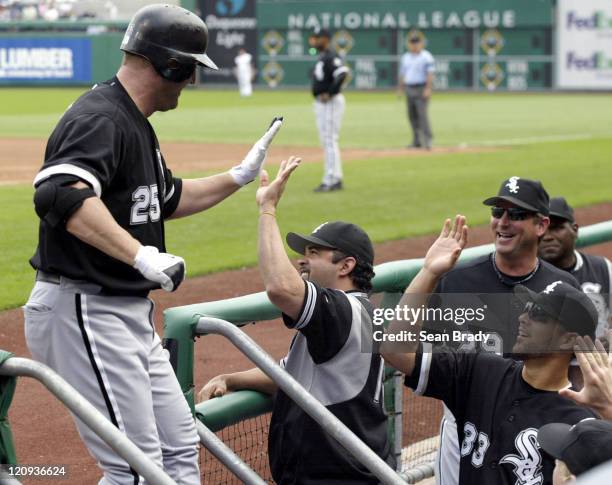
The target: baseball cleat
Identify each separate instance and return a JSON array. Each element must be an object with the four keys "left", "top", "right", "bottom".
[{"left": 313, "top": 181, "right": 343, "bottom": 192}]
